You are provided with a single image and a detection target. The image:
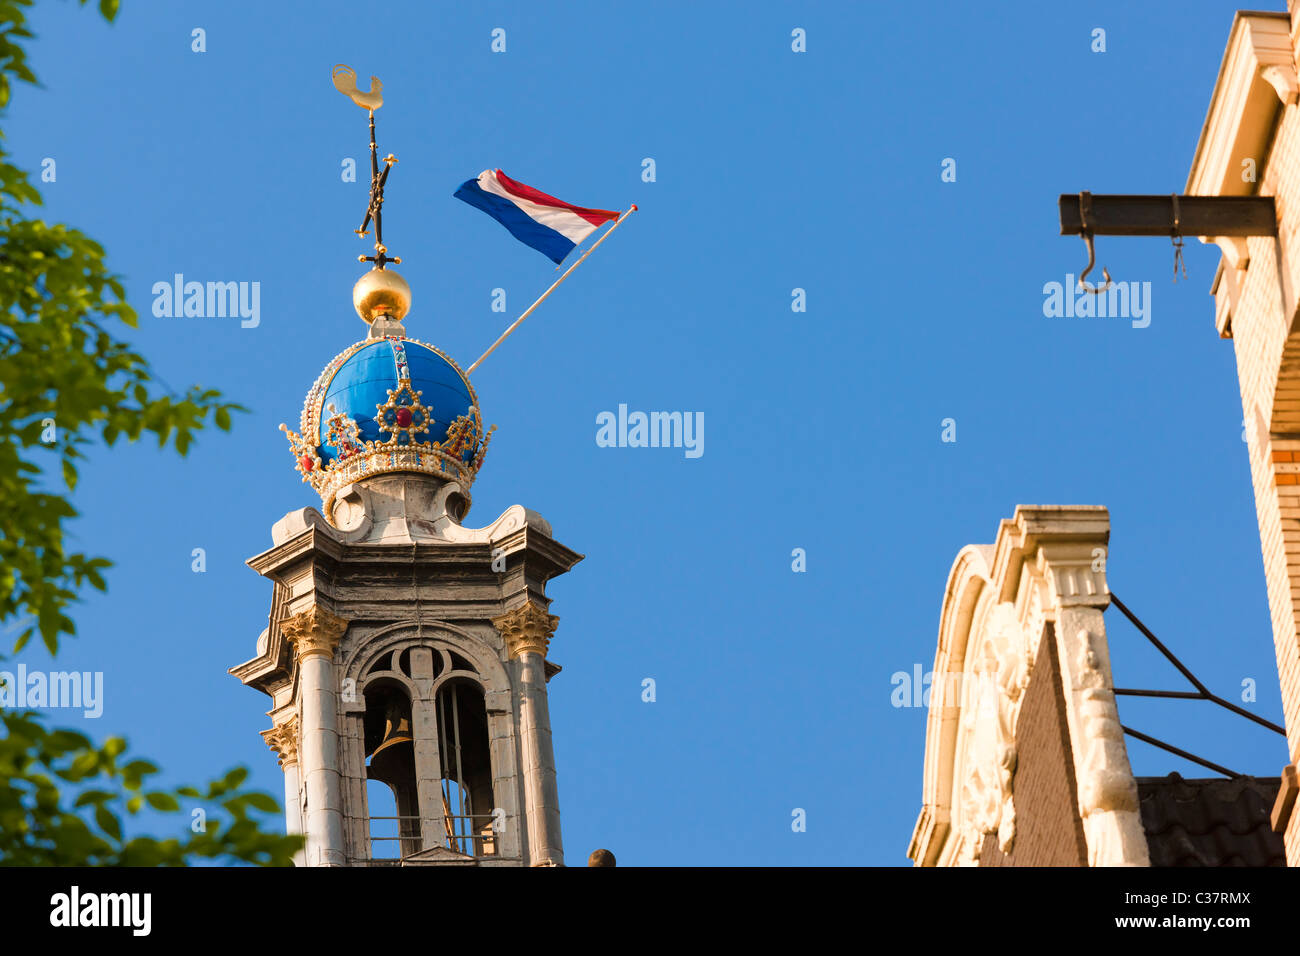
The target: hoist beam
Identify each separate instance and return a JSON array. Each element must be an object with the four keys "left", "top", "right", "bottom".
[{"left": 1058, "top": 193, "right": 1277, "bottom": 238}]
